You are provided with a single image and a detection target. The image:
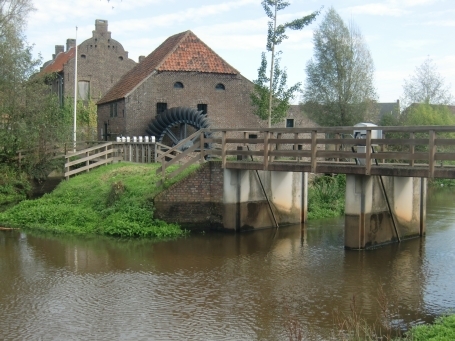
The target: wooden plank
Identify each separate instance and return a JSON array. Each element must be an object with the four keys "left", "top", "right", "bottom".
[
  {"left": 205, "top": 125, "right": 455, "bottom": 134},
  {"left": 225, "top": 138, "right": 265, "bottom": 144},
  {"left": 268, "top": 150, "right": 312, "bottom": 158},
  {"left": 156, "top": 142, "right": 200, "bottom": 174},
  {"left": 167, "top": 154, "right": 202, "bottom": 179},
  {"left": 435, "top": 152, "right": 455, "bottom": 161},
  {"left": 65, "top": 157, "right": 116, "bottom": 177},
  {"left": 67, "top": 142, "right": 113, "bottom": 157},
  {"left": 65, "top": 148, "right": 113, "bottom": 167},
  {"left": 226, "top": 150, "right": 263, "bottom": 157}
]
